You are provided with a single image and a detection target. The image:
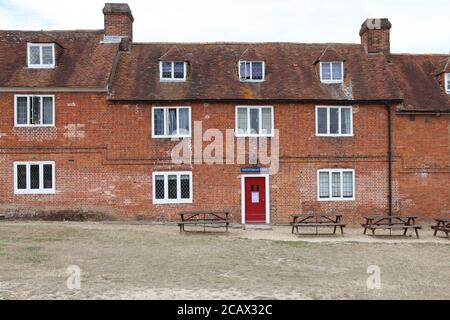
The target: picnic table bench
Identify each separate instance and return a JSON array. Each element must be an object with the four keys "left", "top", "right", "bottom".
[
  {"left": 291, "top": 213, "right": 346, "bottom": 235},
  {"left": 431, "top": 218, "right": 450, "bottom": 239},
  {"left": 178, "top": 212, "right": 231, "bottom": 233},
  {"left": 362, "top": 215, "right": 422, "bottom": 238}
]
